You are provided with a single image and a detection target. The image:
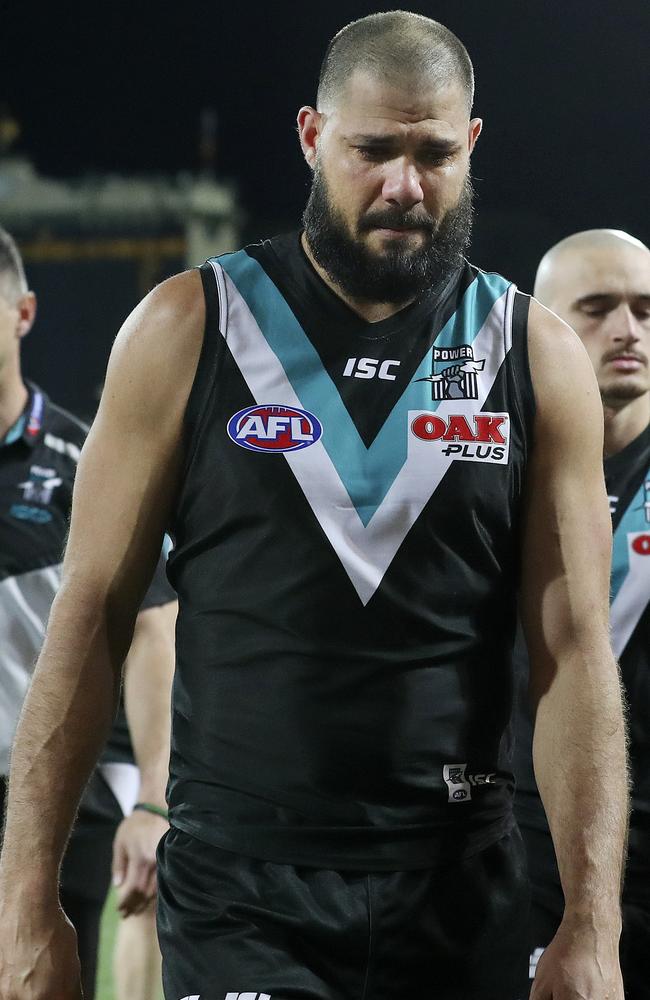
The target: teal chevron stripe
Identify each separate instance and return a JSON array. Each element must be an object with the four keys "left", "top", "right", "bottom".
[
  {"left": 611, "top": 481, "right": 648, "bottom": 601},
  {"left": 217, "top": 251, "right": 509, "bottom": 525}
]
